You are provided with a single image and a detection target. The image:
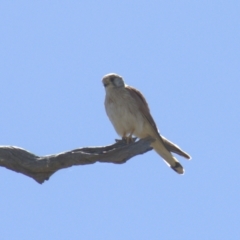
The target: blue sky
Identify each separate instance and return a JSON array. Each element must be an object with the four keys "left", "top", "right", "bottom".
[{"left": 0, "top": 1, "right": 239, "bottom": 239}]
